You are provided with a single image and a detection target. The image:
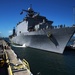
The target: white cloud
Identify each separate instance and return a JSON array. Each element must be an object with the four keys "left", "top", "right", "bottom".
[
  {"left": 8, "top": 30, "right": 12, "bottom": 34},
  {"left": 0, "top": 32, "right": 1, "bottom": 34}
]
